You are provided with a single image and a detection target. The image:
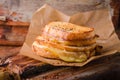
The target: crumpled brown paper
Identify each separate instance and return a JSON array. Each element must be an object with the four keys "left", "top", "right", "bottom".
[{"left": 20, "top": 4, "right": 120, "bottom": 66}]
